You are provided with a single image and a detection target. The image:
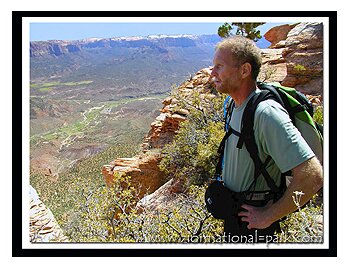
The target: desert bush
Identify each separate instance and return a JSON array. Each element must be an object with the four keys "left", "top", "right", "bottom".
[
  {"left": 159, "top": 90, "right": 225, "bottom": 186},
  {"left": 135, "top": 185, "right": 223, "bottom": 243},
  {"left": 63, "top": 172, "right": 223, "bottom": 242},
  {"left": 313, "top": 105, "right": 323, "bottom": 125},
  {"left": 277, "top": 192, "right": 323, "bottom": 243},
  {"left": 30, "top": 143, "right": 140, "bottom": 231}
]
